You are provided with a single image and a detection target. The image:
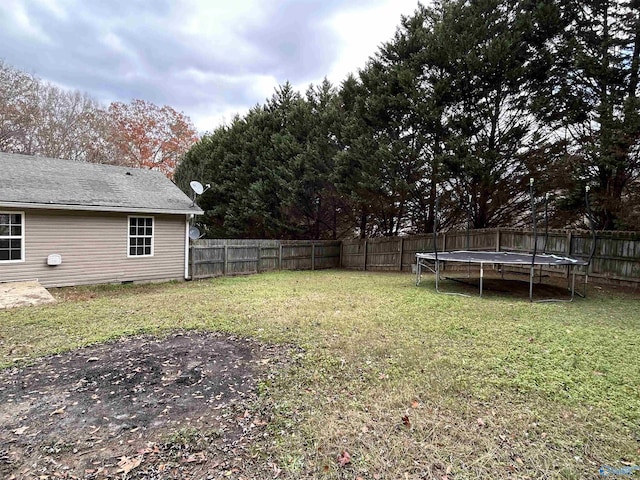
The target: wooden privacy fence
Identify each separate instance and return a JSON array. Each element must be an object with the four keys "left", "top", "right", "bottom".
[
  {"left": 190, "top": 229, "right": 640, "bottom": 286},
  {"left": 341, "top": 228, "right": 640, "bottom": 287},
  {"left": 190, "top": 239, "right": 341, "bottom": 280}
]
